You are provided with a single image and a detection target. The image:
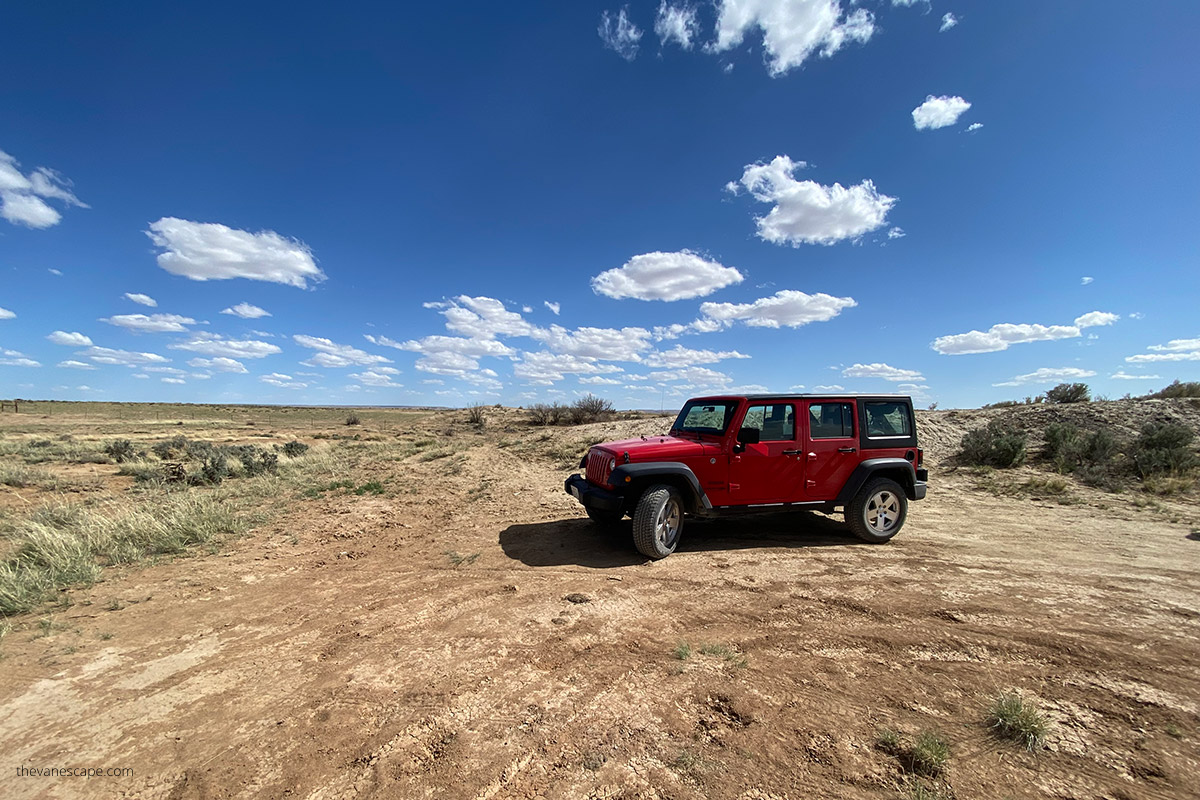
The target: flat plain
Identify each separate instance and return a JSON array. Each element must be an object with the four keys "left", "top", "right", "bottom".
[{"left": 0, "top": 400, "right": 1197, "bottom": 800}]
